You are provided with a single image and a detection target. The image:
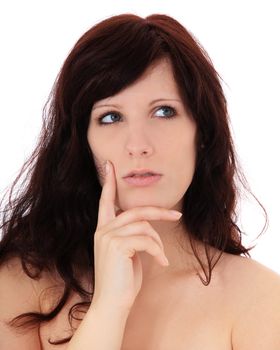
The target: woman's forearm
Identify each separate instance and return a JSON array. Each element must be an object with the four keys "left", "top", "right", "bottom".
[{"left": 66, "top": 301, "right": 130, "bottom": 350}]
